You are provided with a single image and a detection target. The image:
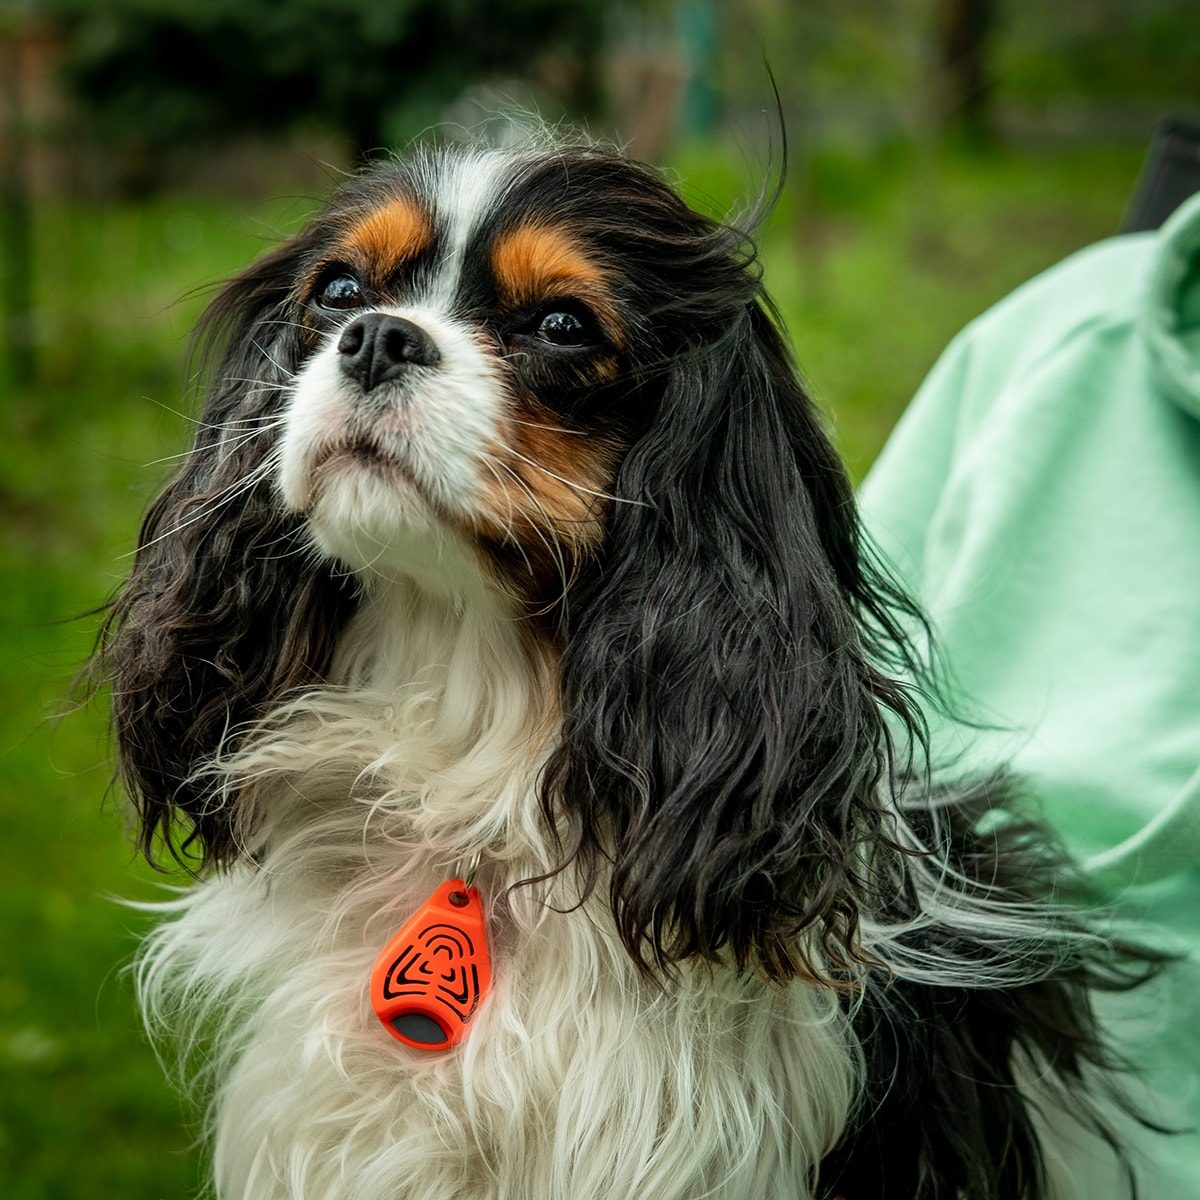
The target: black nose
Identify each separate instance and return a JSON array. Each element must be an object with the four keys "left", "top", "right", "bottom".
[{"left": 337, "top": 313, "right": 440, "bottom": 393}]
